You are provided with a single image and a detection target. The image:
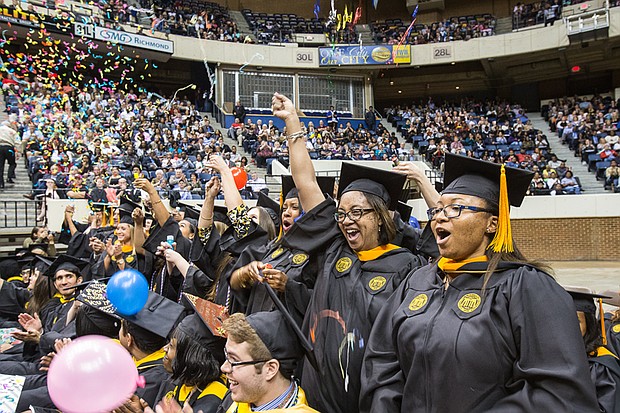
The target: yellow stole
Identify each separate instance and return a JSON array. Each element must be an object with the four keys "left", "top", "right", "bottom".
[
  {"left": 134, "top": 348, "right": 166, "bottom": 370},
  {"left": 356, "top": 244, "right": 400, "bottom": 262},
  {"left": 167, "top": 380, "right": 228, "bottom": 404},
  {"left": 437, "top": 256, "right": 488, "bottom": 273}
]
